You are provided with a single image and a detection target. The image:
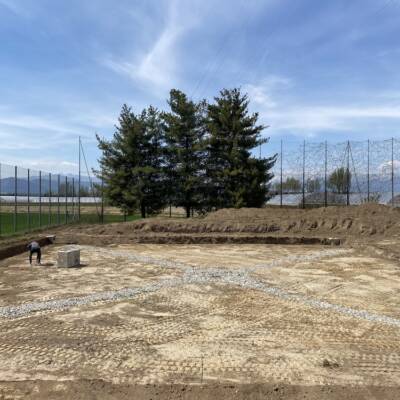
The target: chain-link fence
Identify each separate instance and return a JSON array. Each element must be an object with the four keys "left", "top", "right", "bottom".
[
  {"left": 0, "top": 163, "right": 135, "bottom": 238},
  {"left": 268, "top": 138, "right": 400, "bottom": 207}
]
